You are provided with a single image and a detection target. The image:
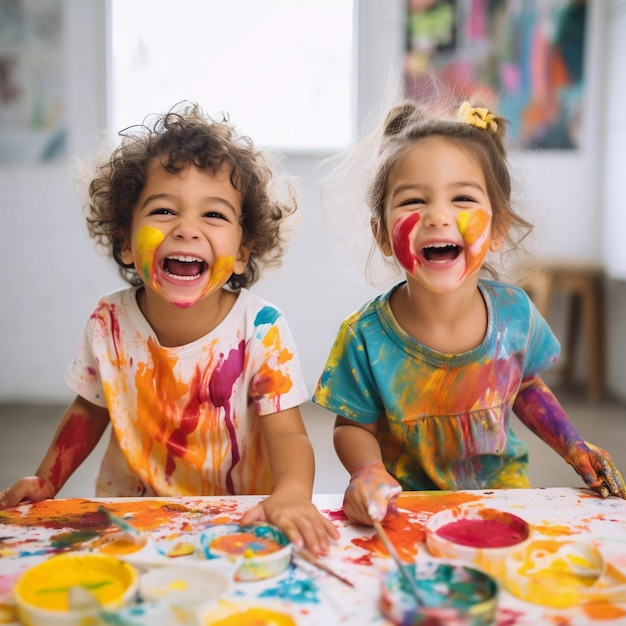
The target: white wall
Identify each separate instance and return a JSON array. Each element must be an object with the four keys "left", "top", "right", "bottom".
[{"left": 1, "top": 0, "right": 625, "bottom": 403}]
